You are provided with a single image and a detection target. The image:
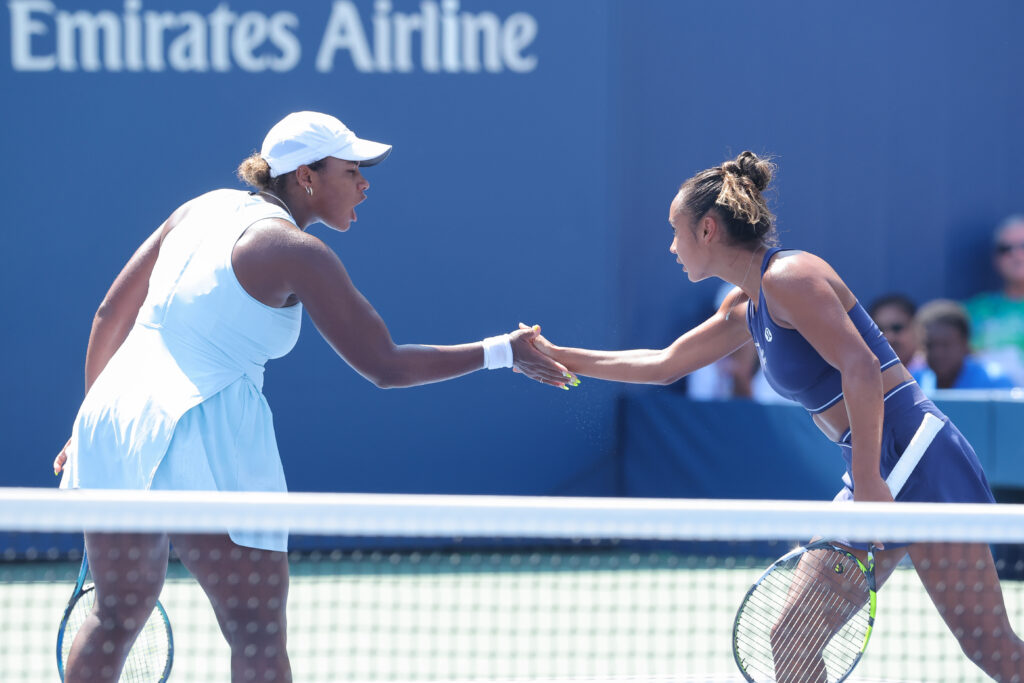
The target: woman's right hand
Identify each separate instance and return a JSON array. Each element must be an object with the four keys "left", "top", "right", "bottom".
[
  {"left": 509, "top": 324, "right": 577, "bottom": 388},
  {"left": 513, "top": 323, "right": 580, "bottom": 388},
  {"left": 53, "top": 437, "right": 71, "bottom": 476}
]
